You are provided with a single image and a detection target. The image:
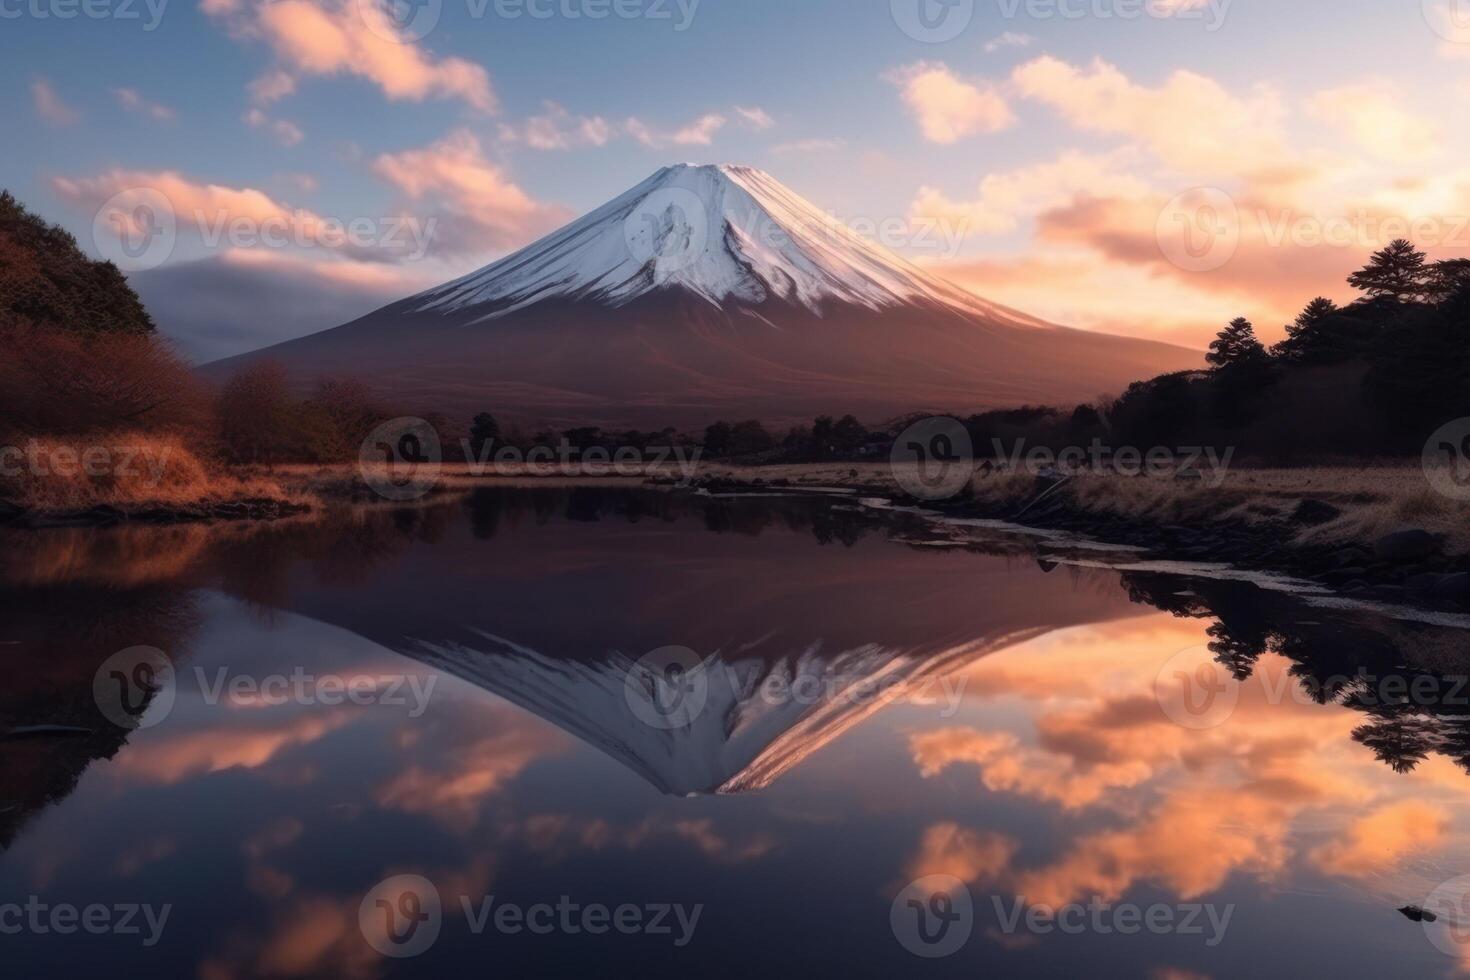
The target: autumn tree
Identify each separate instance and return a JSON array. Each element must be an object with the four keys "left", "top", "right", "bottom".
[{"left": 217, "top": 360, "right": 296, "bottom": 463}]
